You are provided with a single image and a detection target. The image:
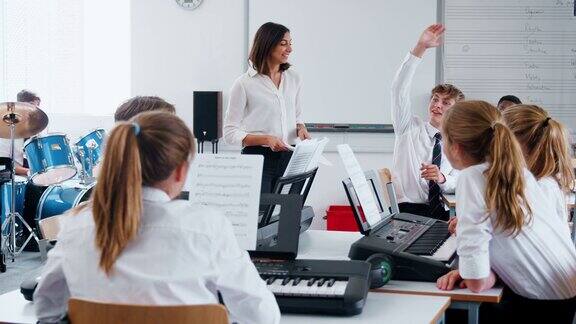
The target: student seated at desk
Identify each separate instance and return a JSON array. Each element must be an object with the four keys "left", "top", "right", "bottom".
[
  {"left": 496, "top": 95, "right": 521, "bottom": 111},
  {"left": 503, "top": 105, "right": 574, "bottom": 223},
  {"left": 436, "top": 101, "right": 576, "bottom": 323},
  {"left": 114, "top": 95, "right": 176, "bottom": 122},
  {"left": 391, "top": 24, "right": 464, "bottom": 221},
  {"left": 34, "top": 112, "right": 280, "bottom": 324}
]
